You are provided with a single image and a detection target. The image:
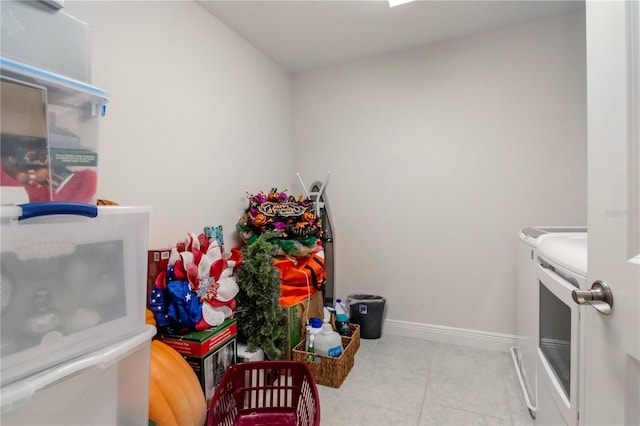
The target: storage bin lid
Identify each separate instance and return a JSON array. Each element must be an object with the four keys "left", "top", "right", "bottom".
[{"left": 0, "top": 57, "right": 108, "bottom": 114}]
